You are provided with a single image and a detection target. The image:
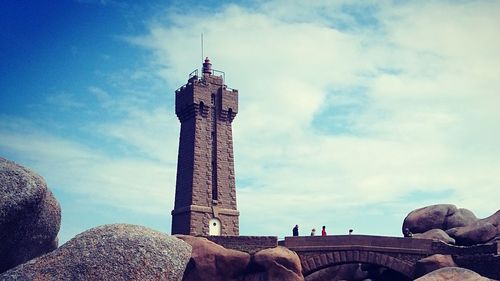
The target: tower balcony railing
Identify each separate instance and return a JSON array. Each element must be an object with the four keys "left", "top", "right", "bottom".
[
  {"left": 175, "top": 69, "right": 237, "bottom": 93},
  {"left": 188, "top": 69, "right": 225, "bottom": 81}
]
